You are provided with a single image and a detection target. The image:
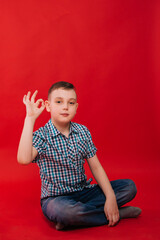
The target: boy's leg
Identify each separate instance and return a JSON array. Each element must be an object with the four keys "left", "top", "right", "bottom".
[
  {"left": 79, "top": 179, "right": 141, "bottom": 221},
  {"left": 77, "top": 179, "right": 137, "bottom": 208},
  {"left": 41, "top": 194, "right": 108, "bottom": 229},
  {"left": 110, "top": 179, "right": 141, "bottom": 219},
  {"left": 110, "top": 179, "right": 137, "bottom": 207},
  {"left": 41, "top": 179, "right": 140, "bottom": 229}
]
